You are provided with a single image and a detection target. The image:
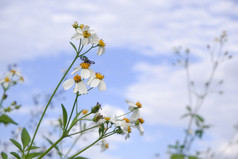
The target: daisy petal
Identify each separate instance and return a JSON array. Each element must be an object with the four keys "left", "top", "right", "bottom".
[
  {"left": 62, "top": 79, "right": 74, "bottom": 90},
  {"left": 78, "top": 81, "right": 88, "bottom": 94},
  {"left": 98, "top": 80, "right": 107, "bottom": 91},
  {"left": 81, "top": 69, "right": 90, "bottom": 79},
  {"left": 71, "top": 66, "right": 82, "bottom": 75},
  {"left": 90, "top": 78, "right": 100, "bottom": 87},
  {"left": 73, "top": 83, "right": 79, "bottom": 93}
]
